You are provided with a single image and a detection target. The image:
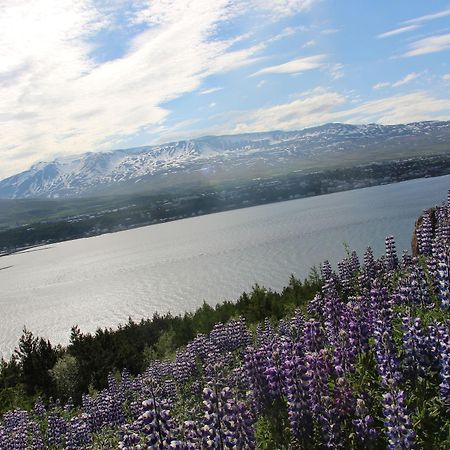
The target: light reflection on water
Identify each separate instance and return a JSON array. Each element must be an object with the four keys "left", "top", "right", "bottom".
[{"left": 1, "top": 175, "right": 449, "bottom": 358}]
